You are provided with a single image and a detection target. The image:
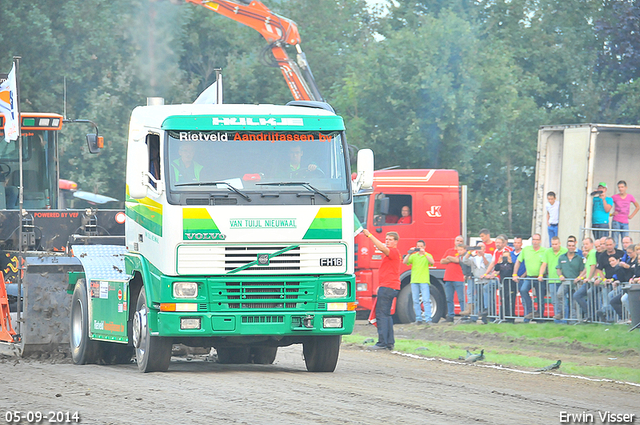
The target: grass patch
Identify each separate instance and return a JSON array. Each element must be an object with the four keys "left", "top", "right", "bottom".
[
  {"left": 344, "top": 323, "right": 640, "bottom": 383},
  {"left": 444, "top": 322, "right": 639, "bottom": 353}
]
